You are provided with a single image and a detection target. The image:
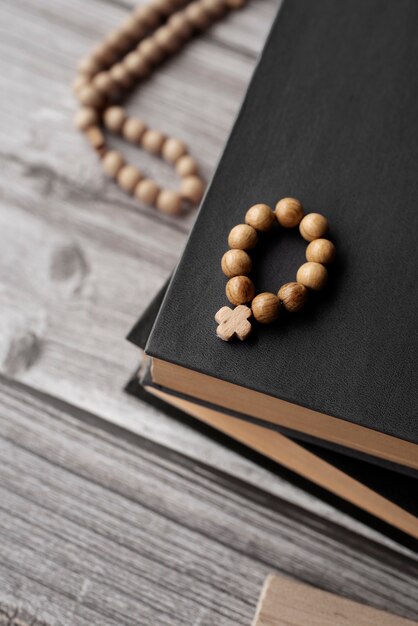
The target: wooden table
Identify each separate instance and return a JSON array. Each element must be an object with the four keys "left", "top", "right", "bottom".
[{"left": 0, "top": 1, "right": 417, "bottom": 624}]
